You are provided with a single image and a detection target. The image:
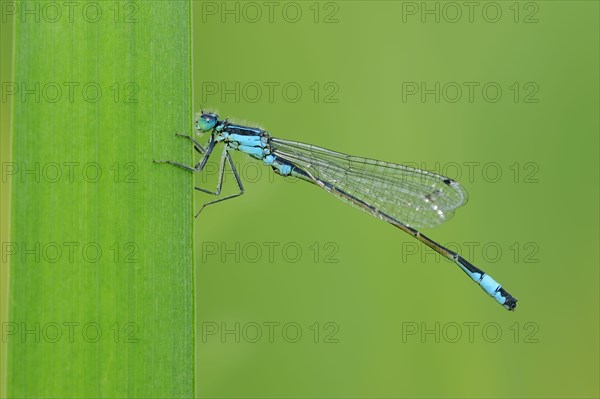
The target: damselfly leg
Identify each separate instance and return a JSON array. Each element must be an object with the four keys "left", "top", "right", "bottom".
[{"left": 154, "top": 133, "right": 245, "bottom": 217}]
